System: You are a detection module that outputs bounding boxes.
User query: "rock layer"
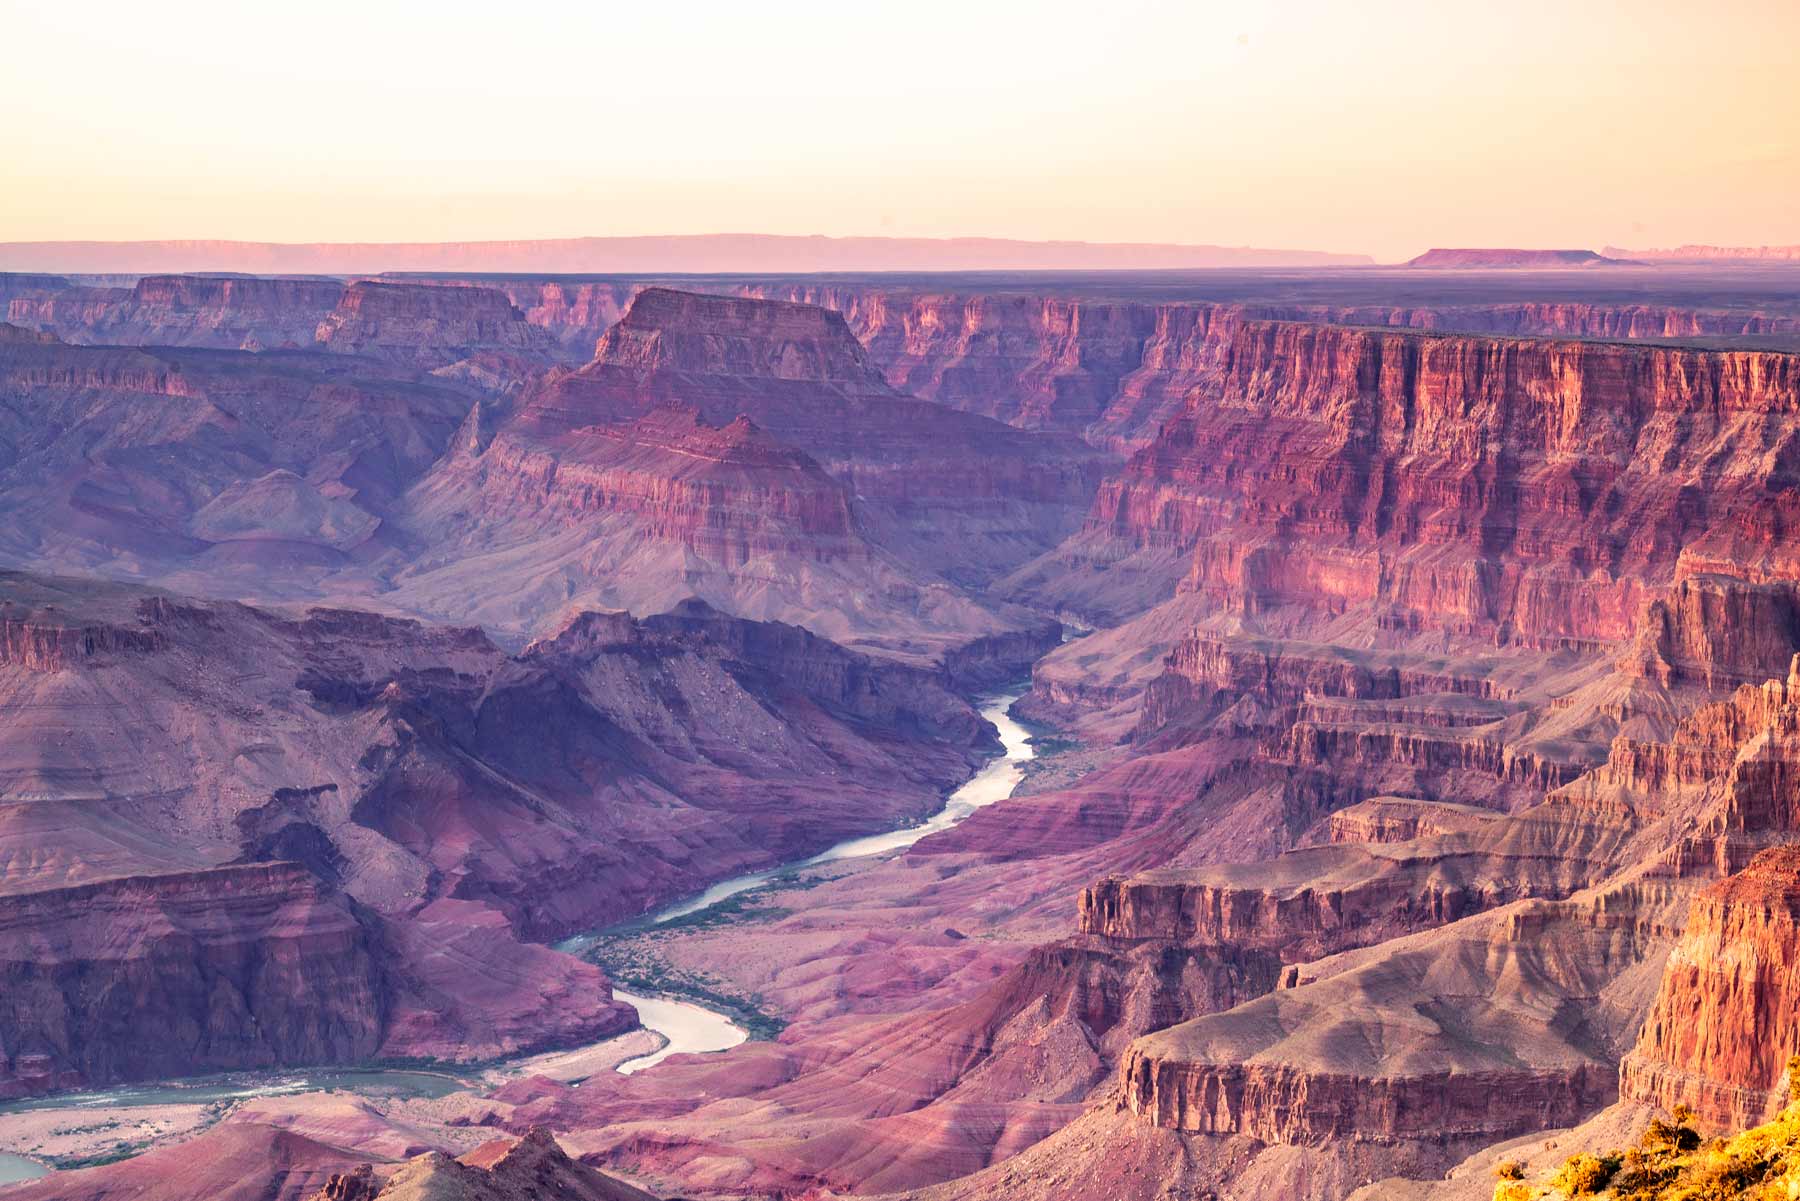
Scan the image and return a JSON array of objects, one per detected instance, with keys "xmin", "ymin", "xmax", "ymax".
[
  {"xmin": 1622, "ymin": 845, "xmax": 1800, "ymax": 1129},
  {"xmin": 1026, "ymin": 321, "xmax": 1800, "ymax": 637}
]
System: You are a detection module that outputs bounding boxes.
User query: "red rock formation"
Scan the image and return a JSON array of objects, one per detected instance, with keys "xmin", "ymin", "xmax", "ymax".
[
  {"xmin": 517, "ymin": 290, "xmax": 1108, "ymax": 583},
  {"xmin": 1621, "ymin": 846, "xmax": 1800, "ymax": 1129},
  {"xmin": 4, "ymin": 285, "xmax": 134, "ymax": 342},
  {"xmin": 477, "ymin": 278, "xmax": 639, "ymax": 352},
  {"xmin": 1121, "ymin": 1055, "xmax": 1616, "ymax": 1145},
  {"xmin": 111, "ymin": 275, "xmax": 344, "ymax": 349},
  {"xmin": 305, "ymin": 1127, "xmax": 656, "ymax": 1201},
  {"xmin": 1621, "ymin": 574, "xmax": 1800, "ymax": 691},
  {"xmin": 425, "ymin": 405, "xmax": 865, "ymax": 567},
  {"xmin": 1114, "ymin": 888, "xmax": 1668, "ymax": 1150},
  {"xmin": 1, "ymin": 274, "xmax": 345, "ymax": 351},
  {"xmin": 729, "ymin": 283, "xmax": 1800, "ymax": 448},
  {"xmin": 725, "ymin": 285, "xmax": 1242, "ymax": 446},
  {"xmin": 1325, "ymin": 796, "xmax": 1501, "ymax": 843},
  {"xmin": 0, "ymin": 610, "xmax": 166, "ymax": 671},
  {"xmin": 0, "ymin": 862, "xmax": 383, "ymax": 1098},
  {"xmin": 1036, "ymin": 321, "xmax": 1800, "ymax": 639},
  {"xmin": 518, "ymin": 290, "xmax": 1104, "ymax": 551},
  {"xmin": 1077, "ymin": 770, "xmax": 1643, "ymax": 959},
  {"xmin": 316, "ymin": 281, "xmax": 552, "ymax": 368}
]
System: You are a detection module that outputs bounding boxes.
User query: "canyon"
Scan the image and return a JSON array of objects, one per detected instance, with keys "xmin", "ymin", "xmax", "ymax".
[{"xmin": 1, "ymin": 261, "xmax": 1800, "ymax": 1201}]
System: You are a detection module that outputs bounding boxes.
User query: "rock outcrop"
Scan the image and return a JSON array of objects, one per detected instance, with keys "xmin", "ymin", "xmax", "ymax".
[
  {"xmin": 1622, "ymin": 845, "xmax": 1800, "ymax": 1129},
  {"xmin": 84, "ymin": 274, "xmax": 343, "ymax": 349},
  {"xmin": 728, "ymin": 282, "xmax": 1800, "ymax": 447},
  {"xmin": 1023, "ymin": 321, "xmax": 1800, "ymax": 637},
  {"xmin": 0, "ymin": 863, "xmax": 384, "ymax": 1098},
  {"xmin": 1116, "ymin": 886, "xmax": 1670, "ymax": 1148},
  {"xmin": 517, "ymin": 288, "xmax": 1107, "ymax": 585},
  {"xmin": 315, "ymin": 281, "xmax": 552, "ymax": 368},
  {"xmin": 309, "ymin": 1127, "xmax": 655, "ymax": 1201}
]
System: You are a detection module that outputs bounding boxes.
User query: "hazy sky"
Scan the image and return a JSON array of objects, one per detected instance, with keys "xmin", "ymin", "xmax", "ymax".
[{"xmin": 3, "ymin": 0, "xmax": 1795, "ymax": 262}]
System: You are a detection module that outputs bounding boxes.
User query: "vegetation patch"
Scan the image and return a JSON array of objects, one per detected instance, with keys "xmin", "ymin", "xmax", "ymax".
[{"xmin": 1496, "ymin": 1062, "xmax": 1800, "ymax": 1199}]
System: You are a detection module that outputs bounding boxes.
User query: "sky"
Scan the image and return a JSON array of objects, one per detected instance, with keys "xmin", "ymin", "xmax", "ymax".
[{"xmin": 2, "ymin": 0, "xmax": 1795, "ymax": 263}]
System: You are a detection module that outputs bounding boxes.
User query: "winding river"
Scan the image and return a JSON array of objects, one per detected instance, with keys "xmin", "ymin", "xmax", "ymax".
[
  {"xmin": 651, "ymin": 691, "xmax": 1033, "ymax": 923},
  {"xmin": 565, "ymin": 690, "xmax": 1034, "ymax": 1068},
  {"xmin": 0, "ymin": 692, "xmax": 1035, "ymax": 1178}
]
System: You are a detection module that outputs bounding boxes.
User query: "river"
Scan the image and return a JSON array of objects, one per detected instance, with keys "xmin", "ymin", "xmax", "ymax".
[
  {"xmin": 0, "ymin": 692, "xmax": 1035, "ymax": 1176},
  {"xmin": 561, "ymin": 690, "xmax": 1034, "ymax": 1067},
  {"xmin": 0, "ymin": 1154, "xmax": 47, "ymax": 1186},
  {"xmin": 649, "ymin": 691, "xmax": 1033, "ymax": 923}
]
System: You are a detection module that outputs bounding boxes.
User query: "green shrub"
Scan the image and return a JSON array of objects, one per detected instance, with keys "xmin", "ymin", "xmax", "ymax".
[
  {"xmin": 1551, "ymin": 1152, "xmax": 1620, "ymax": 1195},
  {"xmin": 1641, "ymin": 1116, "xmax": 1701, "ymax": 1154}
]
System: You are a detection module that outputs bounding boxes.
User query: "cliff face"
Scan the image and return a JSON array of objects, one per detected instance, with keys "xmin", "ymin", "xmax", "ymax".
[
  {"xmin": 104, "ymin": 275, "xmax": 343, "ymax": 349},
  {"xmin": 1076, "ymin": 782, "xmax": 1641, "ymax": 962},
  {"xmin": 0, "ymin": 611, "xmax": 166, "ymax": 672},
  {"xmin": 1118, "ymin": 1054, "xmax": 1617, "ymax": 1145},
  {"xmin": 315, "ymin": 281, "xmax": 552, "ymax": 368},
  {"xmin": 525, "ymin": 290, "xmax": 1108, "ymax": 565},
  {"xmin": 1621, "ymin": 846, "xmax": 1800, "ymax": 1129},
  {"xmin": 1113, "ymin": 885, "xmax": 1672, "ymax": 1156},
  {"xmin": 0, "ymin": 273, "xmax": 574, "ymax": 369},
  {"xmin": 0, "ymin": 862, "xmax": 383, "ymax": 1098},
  {"xmin": 1044, "ymin": 322, "xmax": 1800, "ymax": 641},
  {"xmin": 1611, "ymin": 659, "xmax": 1800, "ymax": 1126},
  {"xmin": 1621, "ymin": 574, "xmax": 1800, "ymax": 691},
  {"xmin": 730, "ymin": 285, "xmax": 1242, "ymax": 447},
  {"xmin": 589, "ymin": 286, "xmax": 879, "ymax": 380},
  {"xmin": 483, "ymin": 278, "xmax": 638, "ymax": 352},
  {"xmin": 1, "ymin": 274, "xmax": 343, "ymax": 352},
  {"xmin": 730, "ymin": 284, "xmax": 1800, "ymax": 449},
  {"xmin": 437, "ymin": 406, "xmax": 866, "ymax": 567}
]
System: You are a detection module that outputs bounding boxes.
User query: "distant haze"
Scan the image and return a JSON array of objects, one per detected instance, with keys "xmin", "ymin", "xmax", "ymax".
[
  {"xmin": 0, "ymin": 235, "xmax": 1370, "ymax": 275},
  {"xmin": 3, "ymin": 0, "xmax": 1795, "ymax": 264}
]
